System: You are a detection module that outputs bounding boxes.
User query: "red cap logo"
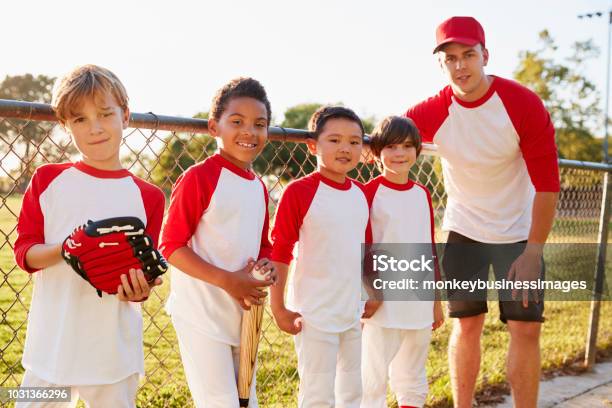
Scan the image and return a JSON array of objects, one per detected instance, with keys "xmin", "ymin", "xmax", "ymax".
[{"xmin": 434, "ymin": 16, "xmax": 485, "ymax": 54}]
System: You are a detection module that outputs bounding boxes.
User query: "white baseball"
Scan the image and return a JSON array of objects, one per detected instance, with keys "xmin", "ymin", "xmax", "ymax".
[
  {"xmin": 251, "ymin": 268, "xmax": 269, "ymax": 282},
  {"xmin": 244, "ymin": 268, "xmax": 269, "ymax": 307}
]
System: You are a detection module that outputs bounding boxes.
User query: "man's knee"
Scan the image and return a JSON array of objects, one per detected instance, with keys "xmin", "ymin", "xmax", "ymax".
[
  {"xmin": 452, "ymin": 314, "xmax": 485, "ymax": 341},
  {"xmin": 508, "ymin": 320, "xmax": 541, "ymax": 344}
]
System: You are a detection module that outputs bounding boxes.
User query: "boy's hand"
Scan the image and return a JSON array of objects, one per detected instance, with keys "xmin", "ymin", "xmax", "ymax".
[
  {"xmin": 432, "ymin": 300, "xmax": 445, "ymax": 330},
  {"xmin": 361, "ymin": 299, "xmax": 383, "ymax": 319},
  {"xmin": 253, "ymin": 258, "xmax": 277, "ymax": 283},
  {"xmin": 272, "ymin": 306, "xmax": 303, "ymax": 335},
  {"xmin": 117, "ymin": 268, "xmax": 162, "ymax": 302},
  {"xmin": 223, "ymin": 258, "xmax": 273, "ymax": 310}
]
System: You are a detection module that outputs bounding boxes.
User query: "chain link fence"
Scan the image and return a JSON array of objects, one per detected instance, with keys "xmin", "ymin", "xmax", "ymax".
[{"xmin": 0, "ymin": 99, "xmax": 610, "ymax": 407}]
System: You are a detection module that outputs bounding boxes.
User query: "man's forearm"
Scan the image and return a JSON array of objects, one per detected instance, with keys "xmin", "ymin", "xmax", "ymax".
[
  {"xmin": 270, "ymin": 261, "xmax": 289, "ymax": 311},
  {"xmin": 25, "ymin": 243, "xmax": 62, "ymax": 270},
  {"xmin": 527, "ymin": 192, "xmax": 559, "ymax": 250}
]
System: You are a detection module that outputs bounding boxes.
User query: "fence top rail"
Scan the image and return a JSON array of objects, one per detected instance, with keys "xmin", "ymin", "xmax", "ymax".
[{"xmin": 0, "ymin": 98, "xmax": 609, "ymax": 172}]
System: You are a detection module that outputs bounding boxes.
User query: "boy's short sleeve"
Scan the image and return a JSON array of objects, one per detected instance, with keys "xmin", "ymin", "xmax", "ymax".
[
  {"xmin": 419, "ymin": 183, "xmax": 441, "ymax": 281},
  {"xmin": 353, "ymin": 181, "xmax": 372, "ymax": 245},
  {"xmin": 270, "ymin": 178, "xmax": 318, "ymax": 265},
  {"xmin": 14, "ymin": 174, "xmax": 45, "ymax": 273},
  {"xmin": 257, "ymin": 180, "xmax": 273, "ymax": 260},
  {"xmin": 132, "ymin": 177, "xmax": 166, "ymax": 248},
  {"xmin": 14, "ymin": 164, "xmax": 71, "ymax": 273},
  {"xmin": 270, "ymin": 183, "xmax": 301, "ymax": 265},
  {"xmin": 159, "ymin": 163, "xmax": 219, "ymax": 260}
]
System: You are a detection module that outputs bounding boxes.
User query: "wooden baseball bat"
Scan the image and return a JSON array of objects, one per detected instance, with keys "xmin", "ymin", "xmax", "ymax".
[{"xmin": 237, "ymin": 269, "xmax": 267, "ymax": 407}]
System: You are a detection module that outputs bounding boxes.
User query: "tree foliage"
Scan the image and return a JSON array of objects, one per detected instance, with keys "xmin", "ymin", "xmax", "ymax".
[
  {"xmin": 514, "ymin": 30, "xmax": 606, "ymax": 162},
  {"xmin": 0, "ymin": 74, "xmax": 77, "ymax": 192}
]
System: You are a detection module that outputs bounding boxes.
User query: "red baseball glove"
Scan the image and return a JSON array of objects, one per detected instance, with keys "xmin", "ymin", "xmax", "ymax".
[{"xmin": 62, "ymin": 217, "xmax": 167, "ymax": 297}]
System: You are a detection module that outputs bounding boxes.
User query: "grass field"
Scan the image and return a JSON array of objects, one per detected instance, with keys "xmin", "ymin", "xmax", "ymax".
[{"xmin": 1, "ymin": 194, "xmax": 611, "ymax": 407}]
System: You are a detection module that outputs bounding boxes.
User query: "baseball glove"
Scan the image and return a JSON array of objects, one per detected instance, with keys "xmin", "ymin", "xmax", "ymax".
[{"xmin": 62, "ymin": 217, "xmax": 168, "ymax": 297}]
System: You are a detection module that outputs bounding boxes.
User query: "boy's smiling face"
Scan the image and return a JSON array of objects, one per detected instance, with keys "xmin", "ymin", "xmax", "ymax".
[
  {"xmin": 64, "ymin": 91, "xmax": 129, "ymax": 170},
  {"xmin": 379, "ymin": 140, "xmax": 417, "ymax": 178},
  {"xmin": 208, "ymin": 96, "xmax": 268, "ymax": 169},
  {"xmin": 307, "ymin": 117, "xmax": 363, "ymax": 183}
]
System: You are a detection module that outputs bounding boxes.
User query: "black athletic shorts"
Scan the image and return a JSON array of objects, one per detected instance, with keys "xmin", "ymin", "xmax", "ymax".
[{"xmin": 441, "ymin": 231, "xmax": 545, "ymax": 323}]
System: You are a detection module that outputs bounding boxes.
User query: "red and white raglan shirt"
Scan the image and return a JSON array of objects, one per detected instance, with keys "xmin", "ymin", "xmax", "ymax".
[
  {"xmin": 271, "ymin": 172, "xmax": 371, "ymax": 333},
  {"xmin": 363, "ymin": 176, "xmax": 438, "ymax": 329},
  {"xmin": 159, "ymin": 154, "xmax": 271, "ymax": 347},
  {"xmin": 406, "ymin": 76, "xmax": 560, "ymax": 243},
  {"xmin": 13, "ymin": 162, "xmax": 165, "ymax": 385}
]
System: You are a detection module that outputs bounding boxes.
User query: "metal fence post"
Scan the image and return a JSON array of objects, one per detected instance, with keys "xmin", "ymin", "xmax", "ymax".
[{"xmin": 585, "ymin": 170, "xmax": 611, "ymax": 369}]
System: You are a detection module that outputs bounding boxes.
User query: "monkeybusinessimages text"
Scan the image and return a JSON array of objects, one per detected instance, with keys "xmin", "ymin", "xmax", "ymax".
[{"xmin": 370, "ymin": 254, "xmax": 587, "ymax": 293}]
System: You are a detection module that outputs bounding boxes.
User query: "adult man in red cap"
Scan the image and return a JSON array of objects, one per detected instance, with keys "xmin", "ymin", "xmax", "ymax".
[{"xmin": 405, "ymin": 16, "xmax": 560, "ymax": 407}]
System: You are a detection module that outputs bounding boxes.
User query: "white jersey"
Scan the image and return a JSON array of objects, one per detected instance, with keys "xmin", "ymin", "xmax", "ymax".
[
  {"xmin": 14, "ymin": 161, "xmax": 165, "ymax": 385},
  {"xmin": 160, "ymin": 154, "xmax": 271, "ymax": 346},
  {"xmin": 406, "ymin": 76, "xmax": 560, "ymax": 243},
  {"xmin": 271, "ymin": 172, "xmax": 370, "ymax": 333},
  {"xmin": 364, "ymin": 176, "xmax": 437, "ymax": 329}
]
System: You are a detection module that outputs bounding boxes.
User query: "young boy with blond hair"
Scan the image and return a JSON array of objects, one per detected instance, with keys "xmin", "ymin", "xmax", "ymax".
[
  {"xmin": 271, "ymin": 106, "xmax": 371, "ymax": 408},
  {"xmin": 13, "ymin": 64, "xmax": 165, "ymax": 408}
]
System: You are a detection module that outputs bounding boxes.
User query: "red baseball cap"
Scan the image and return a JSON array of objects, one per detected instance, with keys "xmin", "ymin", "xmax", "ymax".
[{"xmin": 433, "ymin": 16, "xmax": 485, "ymax": 54}]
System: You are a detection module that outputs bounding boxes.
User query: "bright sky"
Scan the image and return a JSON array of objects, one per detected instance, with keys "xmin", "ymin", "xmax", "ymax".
[{"xmin": 2, "ymin": 0, "xmax": 611, "ymax": 130}]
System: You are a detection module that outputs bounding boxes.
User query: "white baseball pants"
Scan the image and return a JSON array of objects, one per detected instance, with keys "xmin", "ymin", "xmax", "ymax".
[
  {"xmin": 16, "ymin": 370, "xmax": 139, "ymax": 408},
  {"xmin": 294, "ymin": 321, "xmax": 362, "ymax": 408},
  {"xmin": 361, "ymin": 324, "xmax": 431, "ymax": 408},
  {"xmin": 172, "ymin": 316, "xmax": 258, "ymax": 408}
]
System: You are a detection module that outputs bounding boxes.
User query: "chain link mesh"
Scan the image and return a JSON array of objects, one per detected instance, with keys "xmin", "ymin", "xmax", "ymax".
[{"xmin": 0, "ymin": 112, "xmax": 609, "ymax": 407}]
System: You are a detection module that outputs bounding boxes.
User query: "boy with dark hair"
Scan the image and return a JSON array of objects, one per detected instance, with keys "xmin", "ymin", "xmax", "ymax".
[
  {"xmin": 361, "ymin": 115, "xmax": 444, "ymax": 408},
  {"xmin": 160, "ymin": 77, "xmax": 276, "ymax": 407},
  {"xmin": 271, "ymin": 105, "xmax": 370, "ymax": 408}
]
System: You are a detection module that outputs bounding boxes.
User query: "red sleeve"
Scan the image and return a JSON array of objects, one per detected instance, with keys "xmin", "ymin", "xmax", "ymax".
[
  {"xmin": 405, "ymin": 86, "xmax": 453, "ymax": 144},
  {"xmin": 497, "ymin": 78, "xmax": 560, "ymax": 192},
  {"xmin": 14, "ymin": 163, "xmax": 72, "ymax": 273},
  {"xmin": 354, "ymin": 180, "xmax": 373, "ymax": 244},
  {"xmin": 257, "ymin": 179, "xmax": 273, "ymax": 260},
  {"xmin": 418, "ymin": 183, "xmax": 441, "ymax": 282},
  {"xmin": 159, "ymin": 160, "xmax": 221, "ymax": 260},
  {"xmin": 270, "ymin": 176, "xmax": 318, "ymax": 265},
  {"xmin": 132, "ymin": 177, "xmax": 166, "ymax": 248},
  {"xmin": 365, "ymin": 217, "xmax": 372, "ymax": 245}
]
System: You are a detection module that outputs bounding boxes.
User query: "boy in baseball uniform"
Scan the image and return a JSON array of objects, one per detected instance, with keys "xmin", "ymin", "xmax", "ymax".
[
  {"xmin": 271, "ymin": 106, "xmax": 371, "ymax": 408},
  {"xmin": 160, "ymin": 77, "xmax": 276, "ymax": 408},
  {"xmin": 361, "ymin": 116, "xmax": 444, "ymax": 408},
  {"xmin": 14, "ymin": 64, "xmax": 165, "ymax": 408}
]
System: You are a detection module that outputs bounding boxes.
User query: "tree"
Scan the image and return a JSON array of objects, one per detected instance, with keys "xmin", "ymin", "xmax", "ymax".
[
  {"xmin": 255, "ymin": 103, "xmax": 321, "ymax": 181},
  {"xmin": 279, "ymin": 103, "xmax": 375, "ymax": 132},
  {"xmin": 0, "ymin": 74, "xmax": 78, "ymax": 193},
  {"xmin": 514, "ymin": 30, "xmax": 604, "ymax": 162}
]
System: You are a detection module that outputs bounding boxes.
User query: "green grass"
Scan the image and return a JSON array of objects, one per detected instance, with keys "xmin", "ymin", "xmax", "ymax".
[{"xmin": 1, "ymin": 194, "xmax": 611, "ymax": 407}]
